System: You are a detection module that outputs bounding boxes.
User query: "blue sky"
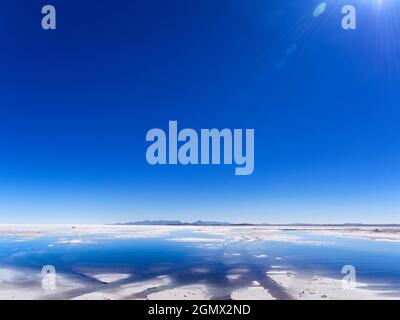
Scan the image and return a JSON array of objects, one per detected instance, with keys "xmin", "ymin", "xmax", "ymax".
[{"xmin": 1, "ymin": 0, "xmax": 400, "ymax": 224}]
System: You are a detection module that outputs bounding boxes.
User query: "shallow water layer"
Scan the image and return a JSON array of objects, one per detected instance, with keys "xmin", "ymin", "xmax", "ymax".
[{"xmin": 1, "ymin": 229, "xmax": 400, "ymax": 299}]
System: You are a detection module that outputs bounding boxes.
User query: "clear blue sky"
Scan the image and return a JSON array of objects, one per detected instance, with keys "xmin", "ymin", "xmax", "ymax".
[{"xmin": 1, "ymin": 0, "xmax": 400, "ymax": 224}]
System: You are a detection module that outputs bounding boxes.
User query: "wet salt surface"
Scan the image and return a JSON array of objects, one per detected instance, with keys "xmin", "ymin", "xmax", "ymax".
[{"xmin": 1, "ymin": 229, "xmax": 400, "ymax": 299}]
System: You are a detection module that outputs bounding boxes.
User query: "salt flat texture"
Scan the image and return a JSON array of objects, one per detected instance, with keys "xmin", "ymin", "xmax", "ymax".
[
  {"xmin": 56, "ymin": 239, "xmax": 95, "ymax": 244},
  {"xmin": 0, "ymin": 268, "xmax": 84, "ymax": 300},
  {"xmin": 226, "ymin": 274, "xmax": 241, "ymax": 280},
  {"xmin": 0, "ymin": 268, "xmax": 24, "ymax": 283},
  {"xmin": 72, "ymin": 292, "xmax": 114, "ymax": 300},
  {"xmin": 118, "ymin": 275, "xmax": 171, "ymax": 295},
  {"xmin": 1, "ymin": 224, "xmax": 400, "ymax": 300},
  {"xmin": 72, "ymin": 276, "xmax": 170, "ymax": 300},
  {"xmin": 231, "ymin": 286, "xmax": 275, "ymax": 300},
  {"xmin": 0, "ymin": 224, "xmax": 194, "ymax": 241},
  {"xmin": 267, "ymin": 270, "xmax": 400, "ymax": 300},
  {"xmin": 194, "ymin": 225, "xmax": 400, "ymax": 243},
  {"xmin": 147, "ymin": 284, "xmax": 211, "ymax": 300},
  {"xmin": 168, "ymin": 237, "xmax": 226, "ymax": 243},
  {"xmin": 1, "ymin": 224, "xmax": 399, "ymax": 243},
  {"xmin": 307, "ymin": 227, "xmax": 400, "ymax": 242},
  {"xmin": 92, "ymin": 273, "xmax": 130, "ymax": 283},
  {"xmin": 1, "ymin": 264, "xmax": 399, "ymax": 300}
]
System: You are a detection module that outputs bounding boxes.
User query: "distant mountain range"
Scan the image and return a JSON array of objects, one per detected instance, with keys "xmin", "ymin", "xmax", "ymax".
[
  {"xmin": 114, "ymin": 220, "xmax": 233, "ymax": 226},
  {"xmin": 113, "ymin": 220, "xmax": 400, "ymax": 227}
]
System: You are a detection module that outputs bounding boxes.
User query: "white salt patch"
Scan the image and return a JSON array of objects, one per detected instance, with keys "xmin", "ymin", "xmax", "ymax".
[
  {"xmin": 267, "ymin": 270, "xmax": 293, "ymax": 275},
  {"xmin": 0, "ymin": 272, "xmax": 85, "ymax": 300},
  {"xmin": 229, "ymin": 268, "xmax": 249, "ymax": 273},
  {"xmin": 0, "ymin": 269, "xmax": 24, "ymax": 283},
  {"xmin": 114, "ymin": 276, "xmax": 171, "ymax": 297},
  {"xmin": 231, "ymin": 286, "xmax": 275, "ymax": 300},
  {"xmin": 168, "ymin": 237, "xmax": 224, "ymax": 243},
  {"xmin": 267, "ymin": 270, "xmax": 399, "ymax": 300},
  {"xmin": 147, "ymin": 285, "xmax": 211, "ymax": 300},
  {"xmin": 93, "ymin": 273, "xmax": 130, "ymax": 283},
  {"xmin": 55, "ymin": 239, "xmax": 95, "ymax": 244},
  {"xmin": 73, "ymin": 276, "xmax": 171, "ymax": 300},
  {"xmin": 73, "ymin": 292, "xmax": 113, "ymax": 300}
]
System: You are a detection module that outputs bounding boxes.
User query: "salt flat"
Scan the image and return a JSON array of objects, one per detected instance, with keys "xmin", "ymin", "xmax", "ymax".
[
  {"xmin": 1, "ymin": 224, "xmax": 400, "ymax": 300},
  {"xmin": 2, "ymin": 224, "xmax": 399, "ymax": 243},
  {"xmin": 231, "ymin": 286, "xmax": 275, "ymax": 300},
  {"xmin": 267, "ymin": 270, "xmax": 398, "ymax": 300},
  {"xmin": 147, "ymin": 284, "xmax": 211, "ymax": 300}
]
